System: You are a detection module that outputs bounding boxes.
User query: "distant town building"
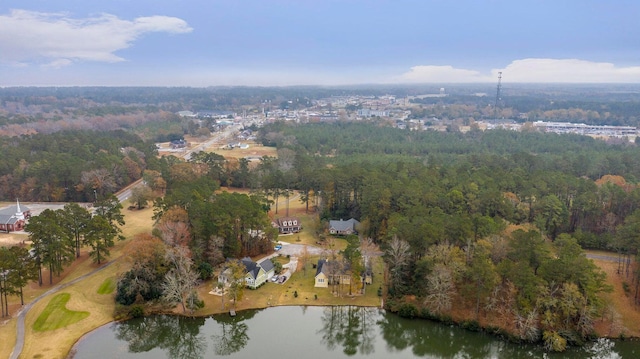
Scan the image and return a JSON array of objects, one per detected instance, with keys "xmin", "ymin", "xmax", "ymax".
[
  {"xmin": 170, "ymin": 139, "xmax": 187, "ymax": 149},
  {"xmin": 532, "ymin": 121, "xmax": 636, "ymax": 138},
  {"xmin": 358, "ymin": 109, "xmax": 389, "ymax": 117},
  {"xmin": 176, "ymin": 111, "xmax": 197, "ymax": 118}
]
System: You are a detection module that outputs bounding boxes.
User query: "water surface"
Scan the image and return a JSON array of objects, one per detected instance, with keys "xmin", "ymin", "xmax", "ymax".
[{"xmin": 72, "ymin": 306, "xmax": 639, "ymax": 358}]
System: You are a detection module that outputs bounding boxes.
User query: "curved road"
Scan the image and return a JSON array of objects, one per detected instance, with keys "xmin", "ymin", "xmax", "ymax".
[{"xmin": 10, "ymin": 260, "xmax": 117, "ymax": 359}]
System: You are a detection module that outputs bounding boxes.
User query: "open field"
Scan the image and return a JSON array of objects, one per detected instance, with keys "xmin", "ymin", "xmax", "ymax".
[{"xmin": 207, "ymin": 141, "xmax": 277, "ymax": 161}]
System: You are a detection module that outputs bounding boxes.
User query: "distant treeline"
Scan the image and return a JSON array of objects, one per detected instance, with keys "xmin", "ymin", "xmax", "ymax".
[
  {"xmin": 0, "ymin": 130, "xmax": 158, "ymax": 202},
  {"xmin": 261, "ymin": 122, "xmax": 640, "ymax": 181}
]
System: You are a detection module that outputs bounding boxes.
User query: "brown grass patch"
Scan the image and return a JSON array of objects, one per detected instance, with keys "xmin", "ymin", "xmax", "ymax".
[
  {"xmin": 208, "ymin": 142, "xmax": 277, "ymax": 161},
  {"xmin": 0, "ymin": 317, "xmax": 17, "ymax": 359},
  {"xmin": 0, "ymin": 232, "xmax": 28, "ymax": 246},
  {"xmin": 590, "ymin": 257, "xmax": 640, "ymax": 338}
]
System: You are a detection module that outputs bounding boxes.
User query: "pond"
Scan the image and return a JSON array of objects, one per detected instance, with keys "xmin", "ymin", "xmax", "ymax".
[{"xmin": 72, "ymin": 306, "xmax": 639, "ymax": 358}]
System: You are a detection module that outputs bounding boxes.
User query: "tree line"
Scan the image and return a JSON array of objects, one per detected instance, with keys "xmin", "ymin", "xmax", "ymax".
[{"xmin": 0, "ymin": 130, "xmax": 158, "ymax": 202}]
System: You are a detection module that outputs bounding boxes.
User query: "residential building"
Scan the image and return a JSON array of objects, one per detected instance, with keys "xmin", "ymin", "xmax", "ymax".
[
  {"xmin": 329, "ymin": 218, "xmax": 360, "ymax": 235},
  {"xmin": 273, "ymin": 217, "xmax": 302, "ymax": 234}
]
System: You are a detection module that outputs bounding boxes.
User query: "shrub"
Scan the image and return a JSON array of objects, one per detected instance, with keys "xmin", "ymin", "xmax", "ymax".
[
  {"xmin": 397, "ymin": 303, "xmax": 418, "ymax": 318},
  {"xmin": 460, "ymin": 320, "xmax": 480, "ymax": 332},
  {"xmin": 186, "ymin": 291, "xmax": 205, "ymax": 312},
  {"xmin": 294, "ymin": 290, "xmax": 298, "ymax": 298},
  {"xmin": 129, "ymin": 305, "xmax": 145, "ymax": 318},
  {"xmin": 197, "ymin": 262, "xmax": 214, "ymax": 280}
]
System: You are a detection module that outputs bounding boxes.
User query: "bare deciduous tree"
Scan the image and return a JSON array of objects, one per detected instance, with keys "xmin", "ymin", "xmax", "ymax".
[
  {"xmin": 163, "ymin": 247, "xmax": 199, "ymax": 313},
  {"xmin": 424, "ymin": 264, "xmax": 454, "ymax": 314},
  {"xmin": 386, "ymin": 235, "xmax": 411, "ymax": 294}
]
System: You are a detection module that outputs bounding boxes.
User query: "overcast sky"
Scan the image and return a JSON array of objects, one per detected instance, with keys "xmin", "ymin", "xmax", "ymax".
[{"xmin": 1, "ymin": 0, "xmax": 640, "ymax": 86}]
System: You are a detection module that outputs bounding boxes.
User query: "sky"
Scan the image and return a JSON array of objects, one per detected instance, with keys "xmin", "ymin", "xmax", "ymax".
[{"xmin": 1, "ymin": 0, "xmax": 640, "ymax": 86}]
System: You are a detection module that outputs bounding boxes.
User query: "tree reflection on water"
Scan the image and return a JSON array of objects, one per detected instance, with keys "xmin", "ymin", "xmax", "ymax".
[
  {"xmin": 106, "ymin": 306, "xmax": 628, "ymax": 359},
  {"xmin": 115, "ymin": 315, "xmax": 206, "ymax": 359},
  {"xmin": 317, "ymin": 306, "xmax": 377, "ymax": 356},
  {"xmin": 210, "ymin": 315, "xmax": 249, "ymax": 356}
]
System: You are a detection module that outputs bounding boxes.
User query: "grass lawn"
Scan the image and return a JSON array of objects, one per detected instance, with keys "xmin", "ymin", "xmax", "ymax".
[
  {"xmin": 97, "ymin": 277, "xmax": 116, "ymax": 295},
  {"xmin": 0, "ymin": 319, "xmax": 16, "ymax": 359},
  {"xmin": 18, "ymin": 204, "xmax": 153, "ymax": 359},
  {"xmin": 33, "ymin": 293, "xmax": 90, "ymax": 332},
  {"xmin": 195, "ymin": 254, "xmax": 384, "ymax": 316}
]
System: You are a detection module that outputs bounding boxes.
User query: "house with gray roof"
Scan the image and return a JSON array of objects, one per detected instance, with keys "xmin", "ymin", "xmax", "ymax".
[
  {"xmin": 0, "ymin": 200, "xmax": 30, "ymax": 233},
  {"xmin": 242, "ymin": 257, "xmax": 275, "ymax": 289},
  {"xmin": 273, "ymin": 217, "xmax": 302, "ymax": 234},
  {"xmin": 314, "ymin": 259, "xmax": 351, "ymax": 288},
  {"xmin": 329, "ymin": 218, "xmax": 360, "ymax": 235},
  {"xmin": 218, "ymin": 257, "xmax": 275, "ymax": 289}
]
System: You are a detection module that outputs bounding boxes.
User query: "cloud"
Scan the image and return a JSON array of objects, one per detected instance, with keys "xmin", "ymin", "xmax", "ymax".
[
  {"xmin": 398, "ymin": 59, "xmax": 640, "ymax": 83},
  {"xmin": 497, "ymin": 58, "xmax": 640, "ymax": 83},
  {"xmin": 0, "ymin": 9, "xmax": 192, "ymax": 67},
  {"xmin": 397, "ymin": 65, "xmax": 492, "ymax": 83}
]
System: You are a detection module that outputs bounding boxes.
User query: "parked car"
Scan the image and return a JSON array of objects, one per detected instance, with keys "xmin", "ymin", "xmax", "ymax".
[
  {"xmin": 278, "ymin": 275, "xmax": 287, "ymax": 283},
  {"xmin": 271, "ymin": 275, "xmax": 279, "ymax": 282},
  {"xmin": 274, "ymin": 244, "xmax": 283, "ymax": 251}
]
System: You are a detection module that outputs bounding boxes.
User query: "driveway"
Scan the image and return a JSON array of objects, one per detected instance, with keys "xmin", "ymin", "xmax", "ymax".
[{"xmin": 275, "ymin": 241, "xmax": 325, "ymax": 256}]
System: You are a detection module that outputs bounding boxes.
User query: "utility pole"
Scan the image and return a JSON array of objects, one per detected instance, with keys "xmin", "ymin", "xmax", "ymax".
[{"xmin": 494, "ymin": 72, "xmax": 502, "ymax": 122}]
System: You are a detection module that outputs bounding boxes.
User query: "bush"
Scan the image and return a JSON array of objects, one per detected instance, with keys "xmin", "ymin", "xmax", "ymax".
[
  {"xmin": 622, "ymin": 282, "xmax": 631, "ymax": 296},
  {"xmin": 294, "ymin": 290, "xmax": 298, "ymax": 298},
  {"xmin": 129, "ymin": 305, "xmax": 145, "ymax": 318},
  {"xmin": 197, "ymin": 262, "xmax": 214, "ymax": 280},
  {"xmin": 115, "ymin": 266, "xmax": 165, "ymax": 305},
  {"xmin": 397, "ymin": 303, "xmax": 418, "ymax": 318},
  {"xmin": 460, "ymin": 320, "xmax": 480, "ymax": 332}
]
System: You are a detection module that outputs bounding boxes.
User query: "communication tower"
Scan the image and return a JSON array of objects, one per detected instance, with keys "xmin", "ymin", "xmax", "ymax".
[{"xmin": 494, "ymin": 72, "xmax": 502, "ymax": 121}]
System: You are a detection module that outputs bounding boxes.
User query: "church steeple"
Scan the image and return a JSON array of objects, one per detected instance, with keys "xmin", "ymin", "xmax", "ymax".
[{"xmin": 15, "ymin": 198, "xmax": 24, "ymax": 220}]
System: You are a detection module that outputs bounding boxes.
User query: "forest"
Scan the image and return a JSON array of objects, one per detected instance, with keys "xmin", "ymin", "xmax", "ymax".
[
  {"xmin": 254, "ymin": 121, "xmax": 640, "ymax": 351},
  {"xmin": 114, "ymin": 119, "xmax": 640, "ymax": 350},
  {"xmin": 0, "ymin": 130, "xmax": 158, "ymax": 202}
]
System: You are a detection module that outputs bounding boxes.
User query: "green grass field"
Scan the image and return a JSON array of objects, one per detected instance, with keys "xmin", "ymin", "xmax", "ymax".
[
  {"xmin": 33, "ymin": 293, "xmax": 90, "ymax": 332},
  {"xmin": 97, "ymin": 277, "xmax": 116, "ymax": 294}
]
